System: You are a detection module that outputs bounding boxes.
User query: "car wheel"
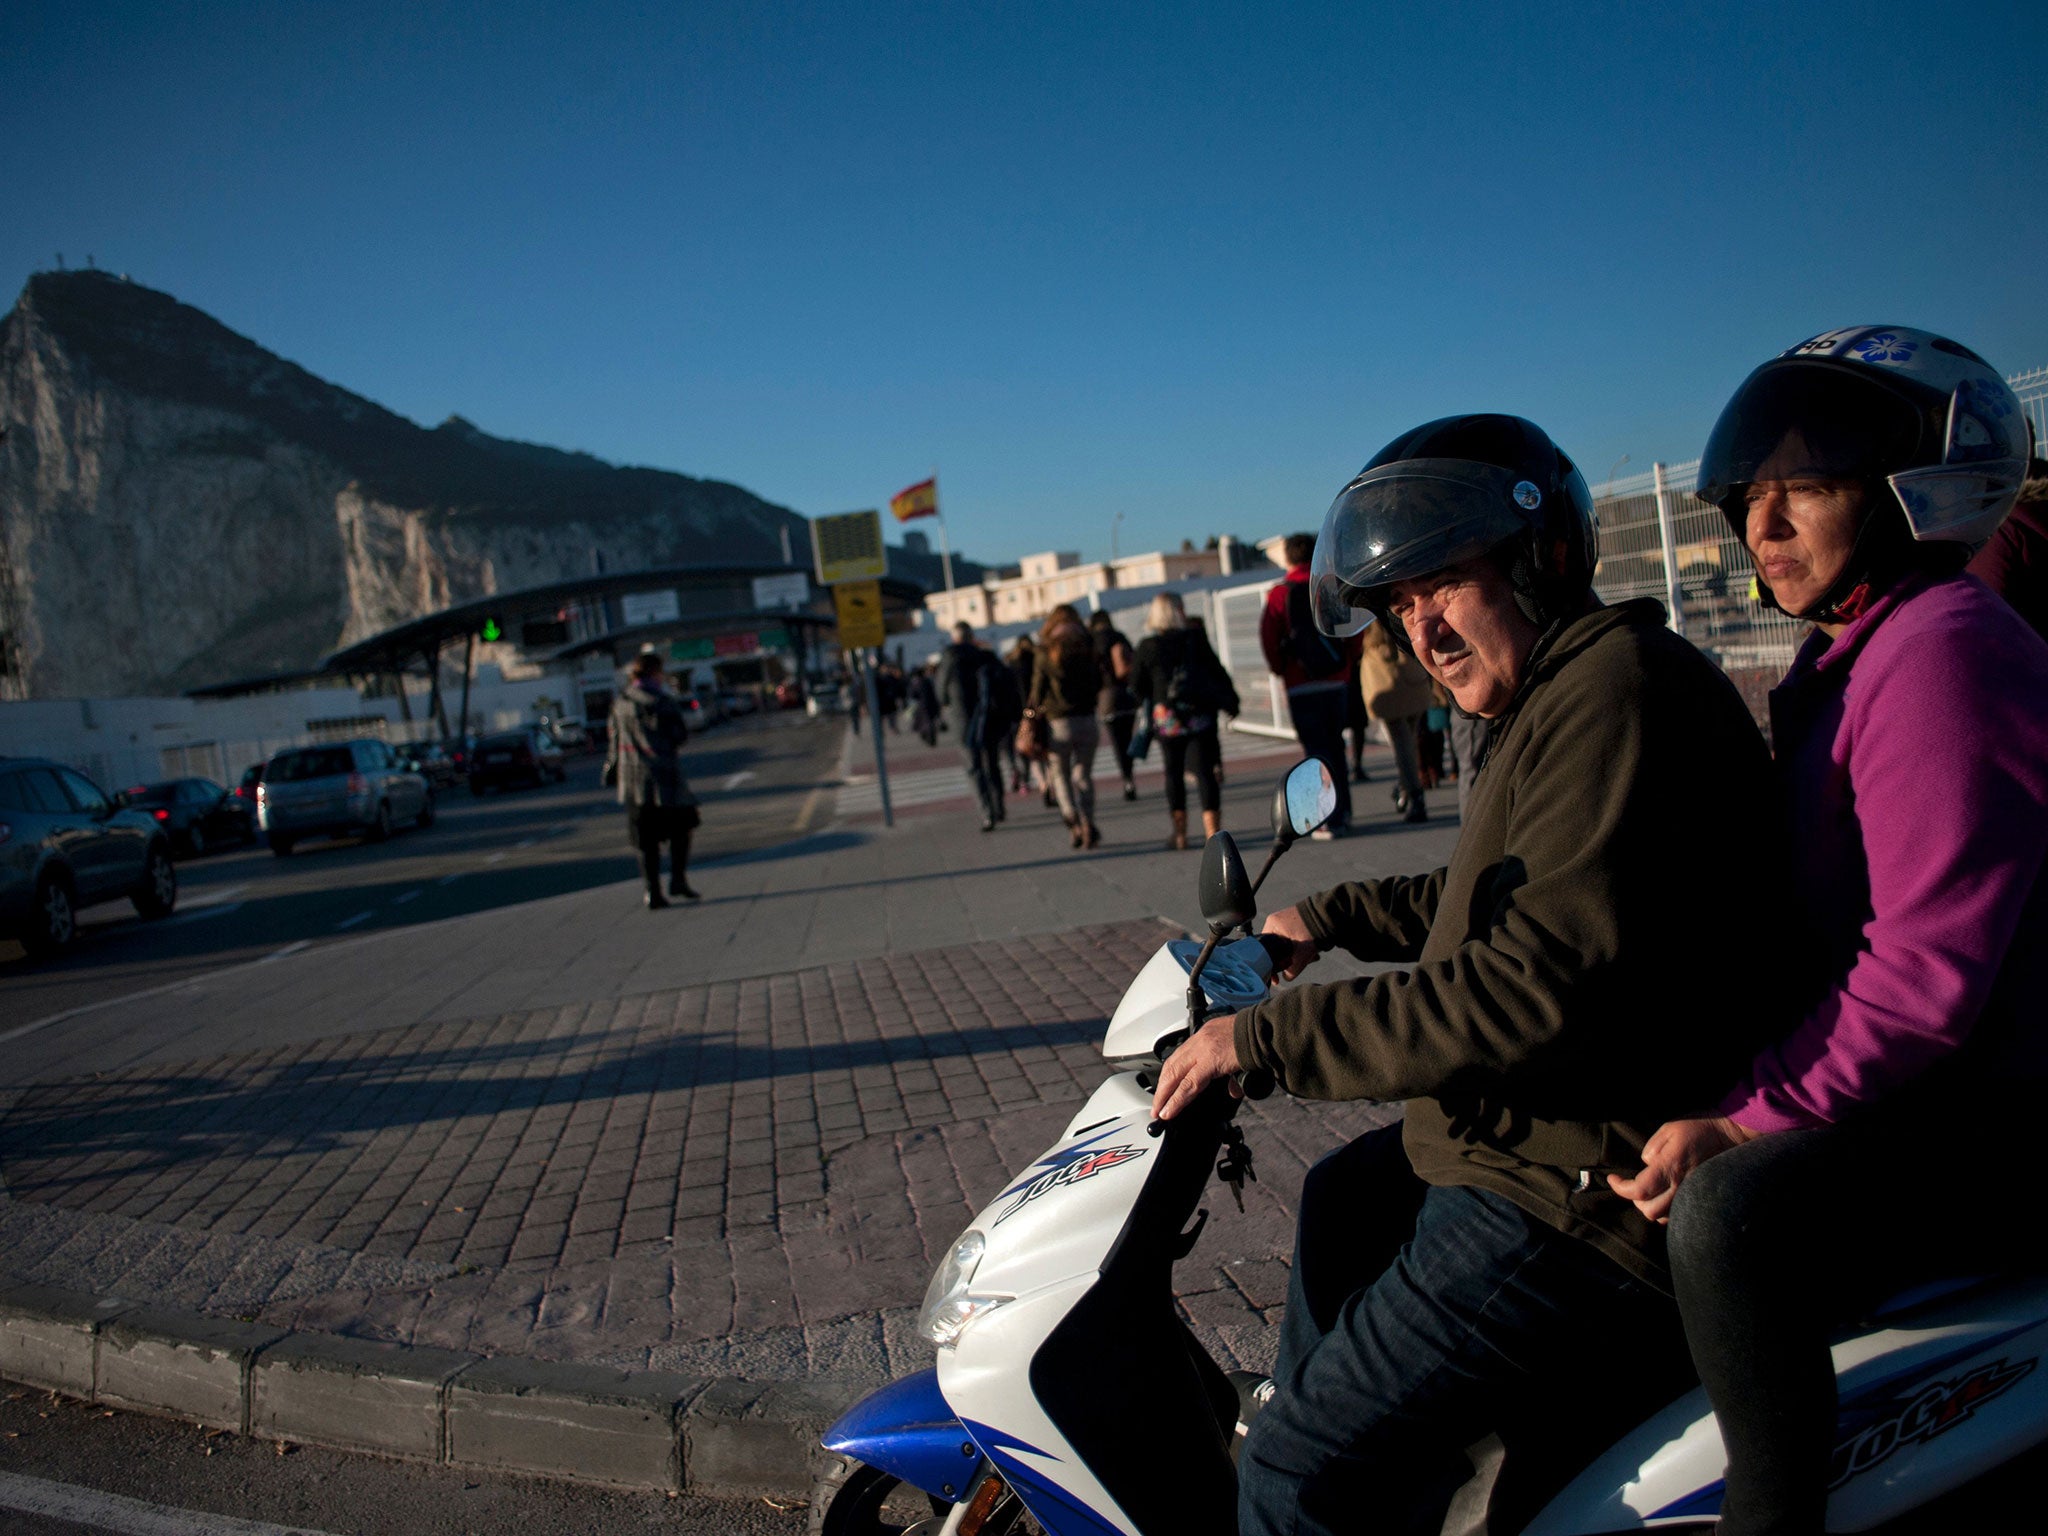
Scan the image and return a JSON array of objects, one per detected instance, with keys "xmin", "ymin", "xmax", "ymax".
[
  {"xmin": 134, "ymin": 845, "xmax": 177, "ymax": 920},
  {"xmin": 268, "ymin": 835, "xmax": 295, "ymax": 857},
  {"xmin": 369, "ymin": 802, "xmax": 392, "ymax": 842},
  {"xmin": 416, "ymin": 795, "xmax": 436, "ymax": 830},
  {"xmin": 186, "ymin": 822, "xmax": 206, "ymax": 858},
  {"xmin": 25, "ymin": 872, "xmax": 79, "ymax": 956}
]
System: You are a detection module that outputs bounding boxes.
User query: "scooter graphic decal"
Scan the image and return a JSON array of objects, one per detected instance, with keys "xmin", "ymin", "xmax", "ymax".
[
  {"xmin": 1827, "ymin": 1354, "xmax": 2035, "ymax": 1489},
  {"xmin": 1650, "ymin": 1324, "xmax": 2043, "ymax": 1521},
  {"xmin": 993, "ymin": 1126, "xmax": 1149, "ymax": 1225}
]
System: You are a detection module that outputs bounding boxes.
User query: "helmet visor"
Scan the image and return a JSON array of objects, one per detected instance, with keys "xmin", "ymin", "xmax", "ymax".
[
  {"xmin": 1697, "ymin": 363, "xmax": 1936, "ymax": 509},
  {"xmin": 1309, "ymin": 459, "xmax": 1534, "ymax": 636}
]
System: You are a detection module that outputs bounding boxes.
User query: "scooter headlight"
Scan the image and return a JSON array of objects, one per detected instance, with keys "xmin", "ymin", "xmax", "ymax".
[{"xmin": 918, "ymin": 1229, "xmax": 1009, "ymax": 1347}]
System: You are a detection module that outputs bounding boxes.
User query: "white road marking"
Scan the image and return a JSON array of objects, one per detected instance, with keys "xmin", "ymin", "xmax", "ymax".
[
  {"xmin": 721, "ymin": 770, "xmax": 756, "ymax": 791},
  {"xmin": 177, "ymin": 883, "xmax": 248, "ymax": 909},
  {"xmin": 0, "ymin": 939, "xmax": 314, "ymax": 1046},
  {"xmin": 164, "ymin": 901, "xmax": 243, "ymax": 927},
  {"xmin": 515, "ymin": 837, "xmax": 536, "ymax": 848},
  {"xmin": 334, "ymin": 910, "xmax": 374, "ymax": 930},
  {"xmin": 0, "ymin": 1468, "xmax": 339, "ymax": 1535},
  {"xmin": 392, "ymin": 890, "xmax": 421, "ymax": 905},
  {"xmin": 485, "ymin": 851, "xmax": 507, "ymax": 864},
  {"xmin": 436, "ymin": 872, "xmax": 463, "ymax": 886}
]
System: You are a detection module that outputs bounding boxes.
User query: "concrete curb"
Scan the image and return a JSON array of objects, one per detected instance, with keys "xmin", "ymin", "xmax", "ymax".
[{"xmin": 0, "ymin": 1283, "xmax": 862, "ymax": 1497}]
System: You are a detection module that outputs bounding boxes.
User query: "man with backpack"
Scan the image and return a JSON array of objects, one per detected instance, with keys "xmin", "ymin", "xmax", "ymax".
[{"xmin": 1261, "ymin": 532, "xmax": 1359, "ymax": 836}]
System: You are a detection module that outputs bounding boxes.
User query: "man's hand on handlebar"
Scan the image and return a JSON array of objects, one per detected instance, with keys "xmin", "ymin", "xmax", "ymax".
[
  {"xmin": 1151, "ymin": 1015, "xmax": 1242, "ymax": 1122},
  {"xmin": 1260, "ymin": 905, "xmax": 1322, "ymax": 980}
]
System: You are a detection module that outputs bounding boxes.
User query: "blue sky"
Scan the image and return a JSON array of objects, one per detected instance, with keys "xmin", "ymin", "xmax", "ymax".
[{"xmin": 7, "ymin": 1, "xmax": 2046, "ymax": 567}]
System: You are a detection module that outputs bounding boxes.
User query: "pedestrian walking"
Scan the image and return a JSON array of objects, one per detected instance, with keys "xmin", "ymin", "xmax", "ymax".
[
  {"xmin": 937, "ymin": 622, "xmax": 1004, "ymax": 831},
  {"xmin": 1001, "ymin": 637, "xmax": 1036, "ymax": 793},
  {"xmin": 1260, "ymin": 533, "xmax": 1358, "ymax": 836},
  {"xmin": 876, "ymin": 662, "xmax": 906, "ymax": 733},
  {"xmin": 1343, "ymin": 648, "xmax": 1372, "ymax": 784},
  {"xmin": 1088, "ymin": 609, "xmax": 1141, "ymax": 802},
  {"xmin": 602, "ymin": 648, "xmax": 701, "ymax": 909},
  {"xmin": 1132, "ymin": 591, "xmax": 1238, "ymax": 849},
  {"xmin": 1357, "ymin": 617, "xmax": 1432, "ymax": 822},
  {"xmin": 1416, "ymin": 681, "xmax": 1451, "ymax": 790},
  {"xmin": 1027, "ymin": 604, "xmax": 1104, "ymax": 849},
  {"xmin": 909, "ymin": 657, "xmax": 942, "ymax": 746}
]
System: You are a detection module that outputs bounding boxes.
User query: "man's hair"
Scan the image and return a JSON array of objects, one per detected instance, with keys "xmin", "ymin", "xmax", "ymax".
[
  {"xmin": 951, "ymin": 621, "xmax": 974, "ymax": 642},
  {"xmin": 1283, "ymin": 533, "xmax": 1316, "ymax": 567},
  {"xmin": 631, "ymin": 649, "xmax": 664, "ymax": 679}
]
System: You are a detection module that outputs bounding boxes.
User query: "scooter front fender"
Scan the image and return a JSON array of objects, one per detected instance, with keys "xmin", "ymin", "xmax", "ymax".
[{"xmin": 822, "ymin": 1367, "xmax": 980, "ymax": 1500}]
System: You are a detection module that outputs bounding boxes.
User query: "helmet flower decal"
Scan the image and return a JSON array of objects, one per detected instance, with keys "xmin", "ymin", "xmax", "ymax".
[{"xmin": 1850, "ymin": 332, "xmax": 1917, "ymax": 365}]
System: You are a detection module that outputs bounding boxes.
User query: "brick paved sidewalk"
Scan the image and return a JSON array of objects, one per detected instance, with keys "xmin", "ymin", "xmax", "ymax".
[{"xmin": 0, "ymin": 919, "xmax": 1395, "ymax": 1389}]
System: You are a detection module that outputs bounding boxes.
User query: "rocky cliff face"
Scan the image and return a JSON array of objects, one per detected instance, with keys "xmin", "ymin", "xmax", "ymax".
[{"xmin": 0, "ymin": 272, "xmax": 815, "ymax": 698}]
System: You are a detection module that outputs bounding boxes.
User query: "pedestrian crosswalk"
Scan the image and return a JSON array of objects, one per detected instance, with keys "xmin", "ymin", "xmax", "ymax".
[{"xmin": 833, "ymin": 727, "xmax": 1310, "ymax": 820}]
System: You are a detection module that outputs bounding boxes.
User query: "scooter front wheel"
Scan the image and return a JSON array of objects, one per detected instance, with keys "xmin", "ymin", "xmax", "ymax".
[{"xmin": 808, "ymin": 1455, "xmax": 949, "ymax": 1536}]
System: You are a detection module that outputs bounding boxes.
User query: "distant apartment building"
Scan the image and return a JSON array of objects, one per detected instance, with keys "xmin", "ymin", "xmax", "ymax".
[{"xmin": 924, "ymin": 546, "xmax": 1229, "ymax": 629}]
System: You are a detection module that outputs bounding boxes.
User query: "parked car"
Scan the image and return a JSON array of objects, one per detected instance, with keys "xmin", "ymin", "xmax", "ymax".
[
  {"xmin": 680, "ymin": 690, "xmax": 721, "ymax": 729},
  {"xmin": 393, "ymin": 741, "xmax": 461, "ymax": 791},
  {"xmin": 119, "ymin": 777, "xmax": 257, "ymax": 855},
  {"xmin": 718, "ymin": 689, "xmax": 760, "ymax": 717},
  {"xmin": 232, "ymin": 762, "xmax": 266, "ymax": 815},
  {"xmin": 539, "ymin": 716, "xmax": 588, "ymax": 751},
  {"xmin": 773, "ymin": 679, "xmax": 804, "ymax": 709},
  {"xmin": 0, "ymin": 756, "xmax": 177, "ymax": 955},
  {"xmin": 257, "ymin": 740, "xmax": 433, "ymax": 855},
  {"xmin": 467, "ymin": 727, "xmax": 567, "ymax": 794}
]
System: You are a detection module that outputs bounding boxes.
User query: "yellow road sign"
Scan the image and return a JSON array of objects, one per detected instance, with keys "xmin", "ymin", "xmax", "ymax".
[
  {"xmin": 832, "ymin": 579, "xmax": 887, "ymax": 649},
  {"xmin": 812, "ymin": 510, "xmax": 888, "ymax": 584}
]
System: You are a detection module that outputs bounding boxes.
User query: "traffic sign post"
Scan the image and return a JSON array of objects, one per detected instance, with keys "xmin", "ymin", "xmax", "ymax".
[{"xmin": 812, "ymin": 514, "xmax": 895, "ymax": 827}]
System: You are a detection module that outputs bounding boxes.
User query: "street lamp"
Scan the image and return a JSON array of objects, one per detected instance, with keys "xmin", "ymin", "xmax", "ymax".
[{"xmin": 1110, "ymin": 510, "xmax": 1124, "ymax": 562}]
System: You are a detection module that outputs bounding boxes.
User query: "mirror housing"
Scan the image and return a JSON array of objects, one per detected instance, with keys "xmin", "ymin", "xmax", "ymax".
[
  {"xmin": 1283, "ymin": 758, "xmax": 1337, "ymax": 839},
  {"xmin": 1198, "ymin": 831, "xmax": 1255, "ymax": 933}
]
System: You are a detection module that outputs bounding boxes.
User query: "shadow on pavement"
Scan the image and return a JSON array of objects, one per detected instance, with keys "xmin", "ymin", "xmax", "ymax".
[{"xmin": 0, "ymin": 1014, "xmax": 1111, "ymax": 1204}]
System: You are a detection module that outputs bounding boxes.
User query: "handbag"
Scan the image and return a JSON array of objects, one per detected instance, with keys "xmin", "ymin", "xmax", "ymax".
[{"xmin": 1016, "ymin": 711, "xmax": 1050, "ymax": 760}]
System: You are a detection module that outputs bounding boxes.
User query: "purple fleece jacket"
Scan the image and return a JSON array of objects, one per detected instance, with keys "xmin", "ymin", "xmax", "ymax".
[{"xmin": 1719, "ymin": 572, "xmax": 2048, "ymax": 1133}]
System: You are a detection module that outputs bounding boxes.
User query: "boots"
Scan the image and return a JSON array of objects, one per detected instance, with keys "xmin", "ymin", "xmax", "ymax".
[
  {"xmin": 1167, "ymin": 810, "xmax": 1188, "ymax": 851},
  {"xmin": 1202, "ymin": 809, "xmax": 1223, "ymax": 842},
  {"xmin": 1069, "ymin": 818, "xmax": 1085, "ymax": 849},
  {"xmin": 640, "ymin": 850, "xmax": 669, "ymax": 909},
  {"xmin": 1084, "ymin": 818, "xmax": 1101, "ymax": 849},
  {"xmin": 1122, "ymin": 774, "xmax": 1137, "ymax": 802},
  {"xmin": 1403, "ymin": 793, "xmax": 1428, "ymax": 824},
  {"xmin": 670, "ymin": 832, "xmax": 700, "ymax": 899}
]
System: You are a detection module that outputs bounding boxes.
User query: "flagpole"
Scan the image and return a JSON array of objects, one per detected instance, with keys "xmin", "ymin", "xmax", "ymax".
[{"xmin": 933, "ymin": 468, "xmax": 955, "ymax": 592}]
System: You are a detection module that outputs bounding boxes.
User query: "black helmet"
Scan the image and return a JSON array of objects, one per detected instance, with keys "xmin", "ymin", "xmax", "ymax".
[{"xmin": 1308, "ymin": 414, "xmax": 1598, "ymax": 637}]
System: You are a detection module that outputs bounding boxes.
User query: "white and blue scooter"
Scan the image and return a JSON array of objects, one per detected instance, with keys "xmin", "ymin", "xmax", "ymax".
[{"xmin": 811, "ymin": 760, "xmax": 2048, "ymax": 1535}]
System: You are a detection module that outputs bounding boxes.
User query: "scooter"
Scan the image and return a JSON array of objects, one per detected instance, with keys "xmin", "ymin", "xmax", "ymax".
[{"xmin": 811, "ymin": 759, "xmax": 2048, "ymax": 1535}]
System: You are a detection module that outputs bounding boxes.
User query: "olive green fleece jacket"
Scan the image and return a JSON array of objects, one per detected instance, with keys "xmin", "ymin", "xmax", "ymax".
[{"xmin": 1233, "ymin": 599, "xmax": 1779, "ymax": 1290}]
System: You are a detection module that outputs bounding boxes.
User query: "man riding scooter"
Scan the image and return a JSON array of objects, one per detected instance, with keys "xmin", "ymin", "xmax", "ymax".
[{"xmin": 1151, "ymin": 414, "xmax": 1790, "ymax": 1536}]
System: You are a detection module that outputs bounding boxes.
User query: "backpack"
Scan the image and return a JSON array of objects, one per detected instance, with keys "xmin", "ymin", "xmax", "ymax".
[
  {"xmin": 1162, "ymin": 633, "xmax": 1236, "ymax": 718},
  {"xmin": 1281, "ymin": 579, "xmax": 1347, "ymax": 678}
]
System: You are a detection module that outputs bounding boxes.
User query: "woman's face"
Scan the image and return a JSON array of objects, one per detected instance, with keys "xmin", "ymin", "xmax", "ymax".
[{"xmin": 1743, "ymin": 433, "xmax": 1869, "ymax": 617}]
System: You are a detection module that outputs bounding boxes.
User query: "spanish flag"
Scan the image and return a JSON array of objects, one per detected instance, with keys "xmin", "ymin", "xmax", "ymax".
[{"xmin": 890, "ymin": 477, "xmax": 938, "ymax": 523}]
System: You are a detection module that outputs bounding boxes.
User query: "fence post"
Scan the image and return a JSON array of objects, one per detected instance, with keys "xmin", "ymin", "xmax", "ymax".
[{"xmin": 1651, "ymin": 461, "xmax": 1687, "ymax": 639}]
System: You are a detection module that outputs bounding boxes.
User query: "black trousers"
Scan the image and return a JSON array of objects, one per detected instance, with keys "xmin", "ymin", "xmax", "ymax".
[
  {"xmin": 1288, "ymin": 685, "xmax": 1353, "ymax": 828},
  {"xmin": 1668, "ymin": 1100, "xmax": 2042, "ymax": 1535},
  {"xmin": 627, "ymin": 801, "xmax": 698, "ymax": 889},
  {"xmin": 1159, "ymin": 728, "xmax": 1220, "ymax": 814}
]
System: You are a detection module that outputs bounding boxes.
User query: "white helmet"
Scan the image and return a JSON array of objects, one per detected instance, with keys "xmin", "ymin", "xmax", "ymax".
[{"xmin": 1698, "ymin": 326, "xmax": 2030, "ymax": 553}]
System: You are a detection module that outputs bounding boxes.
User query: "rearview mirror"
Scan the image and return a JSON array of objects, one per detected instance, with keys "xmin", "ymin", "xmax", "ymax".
[
  {"xmin": 1198, "ymin": 831, "xmax": 1255, "ymax": 933},
  {"xmin": 1280, "ymin": 758, "xmax": 1337, "ymax": 840}
]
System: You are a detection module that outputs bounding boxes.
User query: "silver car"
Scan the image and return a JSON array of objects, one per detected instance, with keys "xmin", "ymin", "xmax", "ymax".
[
  {"xmin": 0, "ymin": 756, "xmax": 177, "ymax": 955},
  {"xmin": 257, "ymin": 739, "xmax": 434, "ymax": 856}
]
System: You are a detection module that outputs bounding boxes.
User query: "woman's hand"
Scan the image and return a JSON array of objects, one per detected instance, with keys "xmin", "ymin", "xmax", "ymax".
[
  {"xmin": 1606, "ymin": 1117, "xmax": 1759, "ymax": 1224},
  {"xmin": 1151, "ymin": 1015, "xmax": 1242, "ymax": 1121},
  {"xmin": 1260, "ymin": 906, "xmax": 1322, "ymax": 980}
]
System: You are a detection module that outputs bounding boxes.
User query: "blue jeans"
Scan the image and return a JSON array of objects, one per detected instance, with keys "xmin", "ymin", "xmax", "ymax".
[{"xmin": 1238, "ymin": 1127, "xmax": 1691, "ymax": 1536}]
